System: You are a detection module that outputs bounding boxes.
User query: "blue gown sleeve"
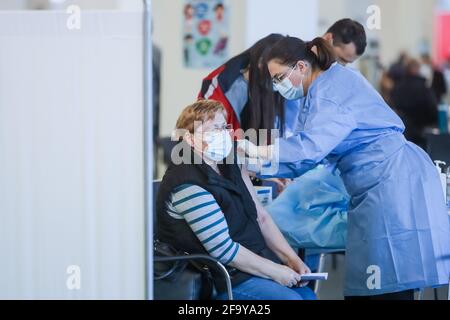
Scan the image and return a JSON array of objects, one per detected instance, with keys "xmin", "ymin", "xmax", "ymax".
[
  {"xmin": 261, "ymin": 97, "xmax": 357, "ymax": 179},
  {"xmin": 258, "ymin": 161, "xmax": 318, "ymax": 179}
]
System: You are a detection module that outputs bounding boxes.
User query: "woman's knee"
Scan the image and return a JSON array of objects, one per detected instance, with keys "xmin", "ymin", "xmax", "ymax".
[
  {"xmin": 239, "ymin": 278, "xmax": 315, "ymax": 300},
  {"xmin": 218, "ymin": 277, "xmax": 317, "ymax": 300}
]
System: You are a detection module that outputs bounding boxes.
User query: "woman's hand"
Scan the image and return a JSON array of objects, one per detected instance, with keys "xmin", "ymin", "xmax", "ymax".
[
  {"xmin": 271, "ymin": 264, "xmax": 302, "ymax": 288},
  {"xmin": 287, "ymin": 257, "xmax": 311, "ymax": 287}
]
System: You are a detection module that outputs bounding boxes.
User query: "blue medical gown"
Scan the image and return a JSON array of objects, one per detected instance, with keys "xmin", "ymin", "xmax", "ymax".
[
  {"xmin": 267, "ymin": 63, "xmax": 450, "ymax": 296},
  {"xmin": 281, "ymin": 99, "xmax": 302, "ymax": 138},
  {"xmin": 266, "ymin": 165, "xmax": 349, "ymax": 249}
]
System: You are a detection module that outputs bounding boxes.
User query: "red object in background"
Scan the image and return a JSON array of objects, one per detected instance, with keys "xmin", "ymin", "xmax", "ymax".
[
  {"xmin": 434, "ymin": 12, "xmax": 450, "ymax": 65},
  {"xmin": 198, "ymin": 20, "xmax": 212, "ymax": 36}
]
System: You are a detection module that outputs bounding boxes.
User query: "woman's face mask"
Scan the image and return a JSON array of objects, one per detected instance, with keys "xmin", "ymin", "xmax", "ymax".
[
  {"xmin": 188, "ymin": 113, "xmax": 233, "ymax": 163},
  {"xmin": 203, "ymin": 129, "xmax": 233, "ymax": 162},
  {"xmin": 272, "ymin": 62, "xmax": 307, "ymax": 100}
]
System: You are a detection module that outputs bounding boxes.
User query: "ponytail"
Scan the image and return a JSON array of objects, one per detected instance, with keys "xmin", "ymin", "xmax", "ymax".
[
  {"xmin": 265, "ymin": 36, "xmax": 336, "ymax": 72},
  {"xmin": 306, "ymin": 37, "xmax": 336, "ymax": 70}
]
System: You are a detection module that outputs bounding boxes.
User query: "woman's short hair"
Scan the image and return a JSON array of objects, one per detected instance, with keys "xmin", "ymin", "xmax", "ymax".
[{"xmin": 175, "ymin": 100, "xmax": 227, "ymax": 134}]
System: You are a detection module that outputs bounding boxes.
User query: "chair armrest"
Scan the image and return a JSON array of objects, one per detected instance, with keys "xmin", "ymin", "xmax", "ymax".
[
  {"xmin": 154, "ymin": 254, "xmax": 233, "ymax": 300},
  {"xmin": 298, "ymin": 248, "xmax": 306, "ymax": 261}
]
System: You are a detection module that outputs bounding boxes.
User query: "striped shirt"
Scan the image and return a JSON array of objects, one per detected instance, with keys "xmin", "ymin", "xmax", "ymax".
[{"xmin": 166, "ymin": 184, "xmax": 240, "ymax": 265}]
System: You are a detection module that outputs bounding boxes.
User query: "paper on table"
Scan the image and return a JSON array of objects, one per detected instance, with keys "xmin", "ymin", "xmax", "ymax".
[{"xmin": 300, "ymin": 273, "xmax": 328, "ymax": 281}]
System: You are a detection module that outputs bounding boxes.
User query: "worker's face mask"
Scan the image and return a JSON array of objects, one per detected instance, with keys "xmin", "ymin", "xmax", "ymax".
[
  {"xmin": 203, "ymin": 129, "xmax": 233, "ymax": 162},
  {"xmin": 273, "ymin": 62, "xmax": 306, "ymax": 100}
]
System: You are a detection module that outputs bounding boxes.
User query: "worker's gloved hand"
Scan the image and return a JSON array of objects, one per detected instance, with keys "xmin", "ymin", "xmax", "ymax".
[
  {"xmin": 237, "ymin": 139, "xmax": 273, "ymax": 161},
  {"xmin": 237, "ymin": 139, "xmax": 259, "ymax": 158}
]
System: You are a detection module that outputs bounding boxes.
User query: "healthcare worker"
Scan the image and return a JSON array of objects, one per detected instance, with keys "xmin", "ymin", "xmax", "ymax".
[
  {"xmin": 273, "ymin": 18, "xmax": 367, "ymax": 142},
  {"xmin": 322, "ymin": 18, "xmax": 367, "ymax": 66},
  {"xmin": 239, "ymin": 36, "xmax": 450, "ymax": 300}
]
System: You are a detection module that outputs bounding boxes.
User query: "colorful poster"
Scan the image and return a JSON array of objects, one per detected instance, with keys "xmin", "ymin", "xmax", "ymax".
[
  {"xmin": 433, "ymin": 12, "xmax": 450, "ymax": 66},
  {"xmin": 183, "ymin": 0, "xmax": 229, "ymax": 69}
]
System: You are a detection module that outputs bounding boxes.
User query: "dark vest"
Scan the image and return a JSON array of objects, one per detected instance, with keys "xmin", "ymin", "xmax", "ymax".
[{"xmin": 156, "ymin": 143, "xmax": 280, "ymax": 292}]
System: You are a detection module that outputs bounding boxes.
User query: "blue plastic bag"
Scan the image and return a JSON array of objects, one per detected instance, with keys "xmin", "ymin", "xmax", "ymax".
[{"xmin": 266, "ymin": 165, "xmax": 349, "ymax": 250}]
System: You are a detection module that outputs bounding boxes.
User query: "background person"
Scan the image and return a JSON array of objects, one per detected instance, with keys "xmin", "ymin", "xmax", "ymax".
[{"xmin": 390, "ymin": 59, "xmax": 438, "ymax": 148}]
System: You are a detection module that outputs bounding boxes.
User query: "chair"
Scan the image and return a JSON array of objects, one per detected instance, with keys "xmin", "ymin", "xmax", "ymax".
[{"xmin": 152, "ymin": 180, "xmax": 233, "ymax": 300}]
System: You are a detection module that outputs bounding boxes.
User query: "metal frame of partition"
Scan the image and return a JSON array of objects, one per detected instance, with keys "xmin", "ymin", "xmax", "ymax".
[{"xmin": 143, "ymin": 0, "xmax": 154, "ymax": 300}]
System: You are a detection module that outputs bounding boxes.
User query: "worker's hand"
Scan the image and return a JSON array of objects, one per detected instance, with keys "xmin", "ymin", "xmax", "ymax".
[
  {"xmin": 287, "ymin": 257, "xmax": 311, "ymax": 287},
  {"xmin": 237, "ymin": 139, "xmax": 259, "ymax": 158},
  {"xmin": 272, "ymin": 264, "xmax": 302, "ymax": 288},
  {"xmin": 266, "ymin": 178, "xmax": 291, "ymax": 194},
  {"xmin": 237, "ymin": 140, "xmax": 273, "ymax": 161}
]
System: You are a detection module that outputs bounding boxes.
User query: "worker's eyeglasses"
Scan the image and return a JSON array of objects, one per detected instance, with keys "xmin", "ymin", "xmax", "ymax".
[{"xmin": 272, "ymin": 64, "xmax": 297, "ymax": 85}]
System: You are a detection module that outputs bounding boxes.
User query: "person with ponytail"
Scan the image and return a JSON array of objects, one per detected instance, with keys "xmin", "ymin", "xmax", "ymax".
[{"xmin": 239, "ymin": 36, "xmax": 450, "ymax": 300}]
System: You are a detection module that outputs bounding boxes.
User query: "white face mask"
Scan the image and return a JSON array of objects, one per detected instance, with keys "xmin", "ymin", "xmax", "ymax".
[
  {"xmin": 273, "ymin": 63, "xmax": 306, "ymax": 100},
  {"xmin": 274, "ymin": 76, "xmax": 304, "ymax": 100},
  {"xmin": 203, "ymin": 130, "xmax": 233, "ymax": 162}
]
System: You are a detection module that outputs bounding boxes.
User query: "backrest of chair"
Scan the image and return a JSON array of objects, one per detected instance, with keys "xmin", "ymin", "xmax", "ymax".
[
  {"xmin": 158, "ymin": 137, "xmax": 178, "ymax": 167},
  {"xmin": 153, "ymin": 180, "xmax": 161, "ymax": 237}
]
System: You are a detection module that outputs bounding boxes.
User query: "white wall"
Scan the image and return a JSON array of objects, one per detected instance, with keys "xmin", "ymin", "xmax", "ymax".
[
  {"xmin": 0, "ymin": 10, "xmax": 146, "ymax": 299},
  {"xmin": 373, "ymin": 0, "xmax": 437, "ymax": 65},
  {"xmin": 29, "ymin": 0, "xmax": 120, "ymax": 10},
  {"xmin": 246, "ymin": 0, "xmax": 318, "ymax": 45},
  {"xmin": 0, "ymin": 1, "xmax": 142, "ymax": 11},
  {"xmin": 0, "ymin": 0, "xmax": 27, "ymax": 10}
]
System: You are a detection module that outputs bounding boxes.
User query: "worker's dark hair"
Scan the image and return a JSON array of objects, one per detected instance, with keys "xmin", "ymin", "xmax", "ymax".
[
  {"xmin": 227, "ymin": 34, "xmax": 286, "ymax": 139},
  {"xmin": 327, "ymin": 18, "xmax": 367, "ymax": 56},
  {"xmin": 265, "ymin": 36, "xmax": 336, "ymax": 72}
]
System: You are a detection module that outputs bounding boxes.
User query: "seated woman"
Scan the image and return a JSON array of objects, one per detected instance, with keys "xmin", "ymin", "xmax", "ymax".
[{"xmin": 156, "ymin": 100, "xmax": 316, "ymax": 300}]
